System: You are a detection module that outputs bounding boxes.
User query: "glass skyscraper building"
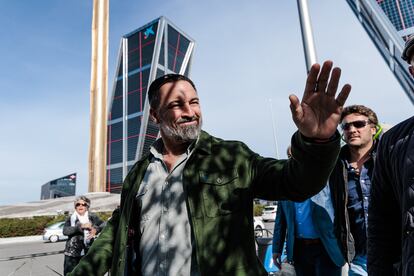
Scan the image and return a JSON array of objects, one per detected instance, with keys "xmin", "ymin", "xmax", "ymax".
[
  {"xmin": 377, "ymin": 0, "xmax": 414, "ymax": 37},
  {"xmin": 346, "ymin": 0, "xmax": 414, "ymax": 103},
  {"xmin": 41, "ymin": 173, "xmax": 76, "ymax": 199},
  {"xmin": 106, "ymin": 17, "xmax": 195, "ymax": 193}
]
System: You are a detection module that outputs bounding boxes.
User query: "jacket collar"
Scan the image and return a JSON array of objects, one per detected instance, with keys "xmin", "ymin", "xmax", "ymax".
[{"xmin": 193, "ymin": 130, "xmax": 212, "ymax": 155}]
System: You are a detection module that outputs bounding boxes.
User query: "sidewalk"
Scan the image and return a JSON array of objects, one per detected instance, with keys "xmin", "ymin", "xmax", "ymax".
[{"xmin": 0, "ymin": 235, "xmax": 43, "ymax": 245}]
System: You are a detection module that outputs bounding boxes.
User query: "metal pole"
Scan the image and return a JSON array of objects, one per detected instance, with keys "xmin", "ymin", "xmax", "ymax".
[
  {"xmin": 297, "ymin": 0, "xmax": 318, "ymax": 72},
  {"xmin": 88, "ymin": 0, "xmax": 109, "ymax": 192}
]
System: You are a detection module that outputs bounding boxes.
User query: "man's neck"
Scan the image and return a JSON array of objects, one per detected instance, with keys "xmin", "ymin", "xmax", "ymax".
[
  {"xmin": 161, "ymin": 137, "xmax": 190, "ymax": 157},
  {"xmin": 160, "ymin": 136, "xmax": 192, "ymax": 172},
  {"xmin": 348, "ymin": 142, "xmax": 373, "ymax": 170}
]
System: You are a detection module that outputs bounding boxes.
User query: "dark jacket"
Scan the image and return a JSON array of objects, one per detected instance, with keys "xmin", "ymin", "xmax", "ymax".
[
  {"xmin": 328, "ymin": 144, "xmax": 377, "ymax": 263},
  {"xmin": 69, "ymin": 130, "xmax": 340, "ymax": 276},
  {"xmin": 368, "ymin": 116, "xmax": 414, "ymax": 276},
  {"xmin": 63, "ymin": 212, "xmax": 104, "ymax": 257}
]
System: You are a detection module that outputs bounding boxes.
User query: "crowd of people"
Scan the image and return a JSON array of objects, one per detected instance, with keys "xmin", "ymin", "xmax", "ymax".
[{"xmin": 60, "ymin": 34, "xmax": 414, "ymax": 276}]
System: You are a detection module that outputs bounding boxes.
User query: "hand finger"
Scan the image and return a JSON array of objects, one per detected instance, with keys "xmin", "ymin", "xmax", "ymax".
[
  {"xmin": 335, "ymin": 84, "xmax": 351, "ymax": 107},
  {"xmin": 315, "ymin": 60, "xmax": 333, "ymax": 93},
  {"xmin": 303, "ymin": 63, "xmax": 321, "ymax": 101},
  {"xmin": 289, "ymin": 94, "xmax": 303, "ymax": 121},
  {"xmin": 326, "ymin": 67, "xmax": 341, "ymax": 97}
]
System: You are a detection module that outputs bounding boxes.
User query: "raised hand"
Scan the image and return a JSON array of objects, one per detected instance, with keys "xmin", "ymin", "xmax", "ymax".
[{"xmin": 289, "ymin": 60, "xmax": 351, "ymax": 139}]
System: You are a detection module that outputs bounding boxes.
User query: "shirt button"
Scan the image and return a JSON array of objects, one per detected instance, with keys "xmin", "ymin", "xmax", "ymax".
[
  {"xmin": 160, "ymin": 234, "xmax": 165, "ymax": 239},
  {"xmin": 217, "ymin": 178, "xmax": 222, "ymax": 184},
  {"xmin": 364, "ymin": 196, "xmax": 368, "ymax": 200}
]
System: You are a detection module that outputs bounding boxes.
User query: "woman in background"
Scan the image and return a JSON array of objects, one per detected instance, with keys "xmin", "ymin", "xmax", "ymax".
[{"xmin": 63, "ymin": 195, "xmax": 103, "ymax": 275}]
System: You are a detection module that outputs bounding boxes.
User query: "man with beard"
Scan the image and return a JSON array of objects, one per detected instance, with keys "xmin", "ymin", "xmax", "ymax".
[
  {"xmin": 69, "ymin": 60, "xmax": 351, "ymax": 276},
  {"xmin": 328, "ymin": 105, "xmax": 380, "ymax": 276}
]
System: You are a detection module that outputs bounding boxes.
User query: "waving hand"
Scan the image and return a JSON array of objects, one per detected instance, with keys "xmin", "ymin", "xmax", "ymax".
[{"xmin": 289, "ymin": 60, "xmax": 351, "ymax": 140}]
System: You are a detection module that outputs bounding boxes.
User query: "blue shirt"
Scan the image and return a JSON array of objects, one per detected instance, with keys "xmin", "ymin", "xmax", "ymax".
[
  {"xmin": 294, "ymin": 199, "xmax": 319, "ymax": 239},
  {"xmin": 347, "ymin": 162, "xmax": 371, "ymax": 256}
]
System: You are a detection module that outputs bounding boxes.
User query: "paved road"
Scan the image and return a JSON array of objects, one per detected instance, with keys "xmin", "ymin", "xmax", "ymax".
[
  {"xmin": 0, "ymin": 220, "xmax": 275, "ymax": 276},
  {"xmin": 0, "ymin": 240, "xmax": 65, "ymax": 276}
]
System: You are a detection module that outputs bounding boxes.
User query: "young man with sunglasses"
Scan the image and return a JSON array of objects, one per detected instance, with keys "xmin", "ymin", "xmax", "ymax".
[
  {"xmin": 328, "ymin": 105, "xmax": 379, "ymax": 276},
  {"xmin": 367, "ymin": 36, "xmax": 414, "ymax": 275},
  {"xmin": 68, "ymin": 60, "xmax": 351, "ymax": 276}
]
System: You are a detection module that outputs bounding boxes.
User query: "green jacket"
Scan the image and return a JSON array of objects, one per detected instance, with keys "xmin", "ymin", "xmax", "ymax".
[{"xmin": 69, "ymin": 130, "xmax": 340, "ymax": 276}]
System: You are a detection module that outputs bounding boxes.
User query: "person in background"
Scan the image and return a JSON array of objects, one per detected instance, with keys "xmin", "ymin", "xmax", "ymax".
[
  {"xmin": 63, "ymin": 195, "xmax": 104, "ymax": 275},
  {"xmin": 272, "ymin": 146, "xmax": 350, "ymax": 276},
  {"xmin": 329, "ymin": 105, "xmax": 380, "ymax": 276},
  {"xmin": 367, "ymin": 35, "xmax": 414, "ymax": 276}
]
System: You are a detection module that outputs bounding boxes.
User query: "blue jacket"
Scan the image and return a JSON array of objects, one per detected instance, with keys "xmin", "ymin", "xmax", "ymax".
[{"xmin": 272, "ymin": 197, "xmax": 345, "ymax": 267}]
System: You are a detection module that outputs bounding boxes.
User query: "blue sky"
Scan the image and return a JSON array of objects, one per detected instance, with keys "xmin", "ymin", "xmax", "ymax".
[{"xmin": 0, "ymin": 1, "xmax": 412, "ymax": 205}]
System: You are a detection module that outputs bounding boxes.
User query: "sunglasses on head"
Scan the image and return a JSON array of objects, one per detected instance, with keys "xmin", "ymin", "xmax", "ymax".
[
  {"xmin": 341, "ymin": 120, "xmax": 371, "ymax": 131},
  {"xmin": 75, "ymin": 203, "xmax": 88, "ymax": 207}
]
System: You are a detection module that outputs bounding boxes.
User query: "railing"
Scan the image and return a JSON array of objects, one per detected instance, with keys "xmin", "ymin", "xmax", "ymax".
[{"xmin": 255, "ymin": 228, "xmax": 274, "ymax": 238}]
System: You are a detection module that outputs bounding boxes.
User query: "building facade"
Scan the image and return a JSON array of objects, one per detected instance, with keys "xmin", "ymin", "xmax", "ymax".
[
  {"xmin": 106, "ymin": 17, "xmax": 195, "ymax": 193},
  {"xmin": 40, "ymin": 173, "xmax": 76, "ymax": 200},
  {"xmin": 346, "ymin": 0, "xmax": 414, "ymax": 103},
  {"xmin": 377, "ymin": 0, "xmax": 414, "ymax": 37}
]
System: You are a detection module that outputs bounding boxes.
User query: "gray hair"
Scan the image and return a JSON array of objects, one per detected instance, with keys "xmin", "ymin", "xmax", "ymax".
[{"xmin": 74, "ymin": 195, "xmax": 90, "ymax": 208}]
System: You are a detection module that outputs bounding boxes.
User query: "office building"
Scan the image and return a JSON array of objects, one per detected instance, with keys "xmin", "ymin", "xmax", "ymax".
[
  {"xmin": 40, "ymin": 173, "xmax": 76, "ymax": 200},
  {"xmin": 346, "ymin": 0, "xmax": 414, "ymax": 103},
  {"xmin": 377, "ymin": 0, "xmax": 414, "ymax": 38},
  {"xmin": 106, "ymin": 17, "xmax": 195, "ymax": 192}
]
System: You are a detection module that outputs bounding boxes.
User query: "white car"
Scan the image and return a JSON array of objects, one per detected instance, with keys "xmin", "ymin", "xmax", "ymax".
[
  {"xmin": 42, "ymin": 221, "xmax": 68, "ymax": 243},
  {"xmin": 254, "ymin": 216, "xmax": 265, "ymax": 237},
  {"xmin": 262, "ymin": 205, "xmax": 277, "ymax": 222}
]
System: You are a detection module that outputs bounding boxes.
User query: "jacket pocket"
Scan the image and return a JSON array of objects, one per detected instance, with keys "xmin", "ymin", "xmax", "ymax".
[{"xmin": 199, "ymin": 169, "xmax": 241, "ymax": 218}]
